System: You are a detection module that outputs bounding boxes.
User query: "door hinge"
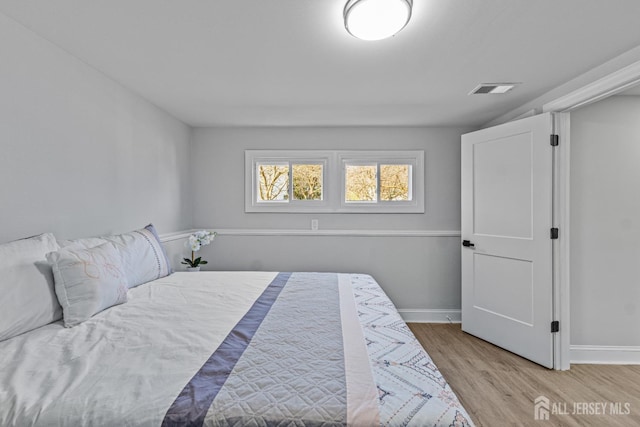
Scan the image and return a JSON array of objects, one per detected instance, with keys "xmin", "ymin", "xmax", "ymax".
[
  {"xmin": 550, "ymin": 228, "xmax": 559, "ymax": 239},
  {"xmin": 551, "ymin": 321, "xmax": 560, "ymax": 333},
  {"xmin": 550, "ymin": 134, "xmax": 559, "ymax": 146}
]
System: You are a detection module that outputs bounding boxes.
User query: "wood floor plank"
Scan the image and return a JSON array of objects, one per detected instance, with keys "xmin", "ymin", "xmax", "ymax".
[{"xmin": 408, "ymin": 323, "xmax": 640, "ymax": 427}]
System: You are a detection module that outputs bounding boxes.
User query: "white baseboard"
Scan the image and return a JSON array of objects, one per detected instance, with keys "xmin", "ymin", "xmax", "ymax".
[
  {"xmin": 398, "ymin": 309, "xmax": 461, "ymax": 324},
  {"xmin": 213, "ymin": 228, "xmax": 461, "ymax": 237},
  {"xmin": 571, "ymin": 345, "xmax": 640, "ymax": 365}
]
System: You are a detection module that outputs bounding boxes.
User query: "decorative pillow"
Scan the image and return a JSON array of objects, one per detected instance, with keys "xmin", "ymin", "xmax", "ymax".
[
  {"xmin": 59, "ymin": 224, "xmax": 172, "ymax": 288},
  {"xmin": 57, "ymin": 236, "xmax": 106, "ymax": 250},
  {"xmin": 47, "ymin": 242, "xmax": 128, "ymax": 327},
  {"xmin": 0, "ymin": 233, "xmax": 62, "ymax": 341},
  {"xmin": 142, "ymin": 224, "xmax": 173, "ymax": 275}
]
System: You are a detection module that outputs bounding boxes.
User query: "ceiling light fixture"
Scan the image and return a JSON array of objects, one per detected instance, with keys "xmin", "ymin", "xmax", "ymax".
[{"xmin": 344, "ymin": 0, "xmax": 413, "ymax": 41}]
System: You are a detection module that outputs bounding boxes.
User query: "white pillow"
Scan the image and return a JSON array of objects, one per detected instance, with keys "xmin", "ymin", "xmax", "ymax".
[
  {"xmin": 0, "ymin": 233, "xmax": 62, "ymax": 341},
  {"xmin": 58, "ymin": 236, "xmax": 105, "ymax": 249},
  {"xmin": 47, "ymin": 242, "xmax": 128, "ymax": 327},
  {"xmin": 60, "ymin": 224, "xmax": 172, "ymax": 288}
]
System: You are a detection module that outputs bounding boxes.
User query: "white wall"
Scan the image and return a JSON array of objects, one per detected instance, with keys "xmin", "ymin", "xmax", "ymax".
[
  {"xmin": 191, "ymin": 127, "xmax": 465, "ymax": 230},
  {"xmin": 0, "ymin": 13, "xmax": 192, "ymax": 243},
  {"xmin": 190, "ymin": 126, "xmax": 469, "ymax": 315},
  {"xmin": 0, "ymin": 12, "xmax": 467, "ymax": 316},
  {"xmin": 570, "ymin": 95, "xmax": 640, "ymax": 347}
]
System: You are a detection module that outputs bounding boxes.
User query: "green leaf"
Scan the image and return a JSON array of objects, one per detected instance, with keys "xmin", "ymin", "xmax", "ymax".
[{"xmin": 200, "ymin": 260, "xmax": 208, "ymax": 265}]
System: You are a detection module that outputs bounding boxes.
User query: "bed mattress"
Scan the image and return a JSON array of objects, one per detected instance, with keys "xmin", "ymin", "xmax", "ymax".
[{"xmin": 0, "ymin": 271, "xmax": 473, "ymax": 426}]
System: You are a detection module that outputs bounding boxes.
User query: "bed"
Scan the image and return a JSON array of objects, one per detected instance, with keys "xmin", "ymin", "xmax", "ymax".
[{"xmin": 0, "ymin": 230, "xmax": 473, "ymax": 426}]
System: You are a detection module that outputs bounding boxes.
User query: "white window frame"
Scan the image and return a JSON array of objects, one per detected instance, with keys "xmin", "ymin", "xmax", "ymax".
[
  {"xmin": 246, "ymin": 150, "xmax": 331, "ymax": 213},
  {"xmin": 245, "ymin": 150, "xmax": 424, "ymax": 213},
  {"xmin": 338, "ymin": 151, "xmax": 424, "ymax": 213}
]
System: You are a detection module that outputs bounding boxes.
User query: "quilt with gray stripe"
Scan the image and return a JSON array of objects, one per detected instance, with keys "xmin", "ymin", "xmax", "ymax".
[{"xmin": 163, "ymin": 272, "xmax": 473, "ymax": 427}]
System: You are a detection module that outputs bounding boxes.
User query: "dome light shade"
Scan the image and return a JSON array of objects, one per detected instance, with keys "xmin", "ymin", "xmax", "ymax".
[{"xmin": 344, "ymin": 0, "xmax": 412, "ymax": 41}]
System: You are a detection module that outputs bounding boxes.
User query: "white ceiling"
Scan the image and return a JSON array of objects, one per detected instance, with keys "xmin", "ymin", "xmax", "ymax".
[{"xmin": 2, "ymin": 0, "xmax": 640, "ymax": 127}]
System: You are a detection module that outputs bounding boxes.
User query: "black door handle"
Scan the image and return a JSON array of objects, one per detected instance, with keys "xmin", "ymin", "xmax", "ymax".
[{"xmin": 462, "ymin": 240, "xmax": 475, "ymax": 248}]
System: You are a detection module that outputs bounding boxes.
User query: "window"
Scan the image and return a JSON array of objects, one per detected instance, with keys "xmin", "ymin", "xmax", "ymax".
[
  {"xmin": 256, "ymin": 162, "xmax": 289, "ymax": 202},
  {"xmin": 256, "ymin": 162, "xmax": 324, "ymax": 202},
  {"xmin": 338, "ymin": 151, "xmax": 421, "ymax": 212},
  {"xmin": 344, "ymin": 163, "xmax": 412, "ymax": 203},
  {"xmin": 292, "ymin": 164, "xmax": 323, "ymax": 201},
  {"xmin": 246, "ymin": 150, "xmax": 423, "ymax": 213},
  {"xmin": 380, "ymin": 164, "xmax": 411, "ymax": 201},
  {"xmin": 345, "ymin": 164, "xmax": 377, "ymax": 201}
]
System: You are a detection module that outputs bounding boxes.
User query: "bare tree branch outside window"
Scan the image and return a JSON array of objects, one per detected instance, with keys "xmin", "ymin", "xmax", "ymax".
[
  {"xmin": 292, "ymin": 164, "xmax": 323, "ymax": 200},
  {"xmin": 380, "ymin": 164, "xmax": 410, "ymax": 201},
  {"xmin": 258, "ymin": 164, "xmax": 289, "ymax": 201},
  {"xmin": 345, "ymin": 165, "xmax": 377, "ymax": 201}
]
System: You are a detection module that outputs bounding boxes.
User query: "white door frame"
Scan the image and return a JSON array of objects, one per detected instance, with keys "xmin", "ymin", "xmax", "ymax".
[{"xmin": 542, "ymin": 59, "xmax": 640, "ymax": 370}]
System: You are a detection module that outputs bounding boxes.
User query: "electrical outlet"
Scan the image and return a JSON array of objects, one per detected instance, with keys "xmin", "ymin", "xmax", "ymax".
[{"xmin": 311, "ymin": 219, "xmax": 319, "ymax": 231}]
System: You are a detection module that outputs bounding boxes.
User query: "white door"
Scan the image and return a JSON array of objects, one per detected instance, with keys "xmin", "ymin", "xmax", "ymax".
[{"xmin": 461, "ymin": 113, "xmax": 555, "ymax": 368}]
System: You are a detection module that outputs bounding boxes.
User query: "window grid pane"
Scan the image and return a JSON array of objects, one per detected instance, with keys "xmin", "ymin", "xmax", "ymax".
[
  {"xmin": 345, "ymin": 164, "xmax": 377, "ymax": 202},
  {"xmin": 257, "ymin": 163, "xmax": 289, "ymax": 202},
  {"xmin": 292, "ymin": 164, "xmax": 323, "ymax": 201},
  {"xmin": 380, "ymin": 164, "xmax": 411, "ymax": 201}
]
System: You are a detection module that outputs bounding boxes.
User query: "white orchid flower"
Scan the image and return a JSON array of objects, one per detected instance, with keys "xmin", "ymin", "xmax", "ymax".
[{"xmin": 182, "ymin": 230, "xmax": 217, "ymax": 269}]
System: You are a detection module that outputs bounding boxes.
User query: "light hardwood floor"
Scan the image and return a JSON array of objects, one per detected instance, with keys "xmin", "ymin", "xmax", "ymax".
[{"xmin": 407, "ymin": 323, "xmax": 640, "ymax": 427}]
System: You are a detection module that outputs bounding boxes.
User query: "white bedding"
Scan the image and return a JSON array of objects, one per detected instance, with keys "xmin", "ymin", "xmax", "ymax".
[
  {"xmin": 0, "ymin": 272, "xmax": 279, "ymax": 427},
  {"xmin": 1, "ymin": 271, "xmax": 473, "ymax": 427}
]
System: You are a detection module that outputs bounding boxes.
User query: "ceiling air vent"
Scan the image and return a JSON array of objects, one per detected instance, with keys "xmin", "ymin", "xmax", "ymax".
[{"xmin": 469, "ymin": 83, "xmax": 519, "ymax": 95}]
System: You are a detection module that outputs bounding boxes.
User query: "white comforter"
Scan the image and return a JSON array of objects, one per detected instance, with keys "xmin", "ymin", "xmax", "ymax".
[
  {"xmin": 0, "ymin": 272, "xmax": 279, "ymax": 426},
  {"xmin": 1, "ymin": 271, "xmax": 474, "ymax": 427}
]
